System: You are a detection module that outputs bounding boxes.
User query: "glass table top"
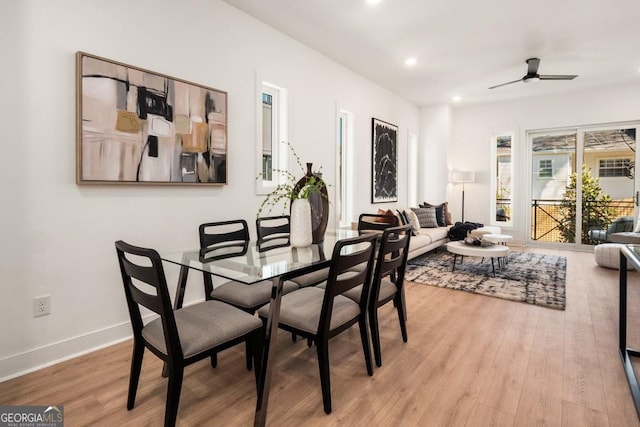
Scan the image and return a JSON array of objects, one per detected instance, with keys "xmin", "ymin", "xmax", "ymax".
[
  {"xmin": 621, "ymin": 244, "xmax": 640, "ymax": 270},
  {"xmin": 161, "ymin": 229, "xmax": 359, "ymax": 284}
]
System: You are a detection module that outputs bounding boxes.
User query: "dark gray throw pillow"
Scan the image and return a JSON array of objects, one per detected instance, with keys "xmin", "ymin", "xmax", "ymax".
[{"xmin": 411, "ymin": 207, "xmax": 438, "ymax": 228}]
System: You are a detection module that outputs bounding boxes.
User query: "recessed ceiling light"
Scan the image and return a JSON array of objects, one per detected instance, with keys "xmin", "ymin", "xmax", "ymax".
[
  {"xmin": 366, "ymin": 0, "xmax": 382, "ymax": 5},
  {"xmin": 452, "ymin": 96, "xmax": 462, "ymax": 102},
  {"xmin": 404, "ymin": 57, "xmax": 417, "ymax": 67}
]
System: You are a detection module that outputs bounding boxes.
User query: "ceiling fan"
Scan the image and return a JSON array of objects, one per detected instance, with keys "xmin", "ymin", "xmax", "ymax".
[{"xmin": 489, "ymin": 58, "xmax": 578, "ymax": 89}]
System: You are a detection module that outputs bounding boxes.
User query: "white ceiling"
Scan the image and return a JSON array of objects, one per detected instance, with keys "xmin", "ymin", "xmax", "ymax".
[{"xmin": 222, "ymin": 0, "xmax": 640, "ymax": 106}]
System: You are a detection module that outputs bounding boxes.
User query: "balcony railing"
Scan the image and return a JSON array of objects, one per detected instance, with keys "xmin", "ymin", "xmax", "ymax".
[{"xmin": 497, "ymin": 198, "xmax": 635, "ymax": 244}]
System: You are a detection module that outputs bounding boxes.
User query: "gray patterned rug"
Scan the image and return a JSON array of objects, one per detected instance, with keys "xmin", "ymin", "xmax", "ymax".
[{"xmin": 405, "ymin": 250, "xmax": 566, "ymax": 310}]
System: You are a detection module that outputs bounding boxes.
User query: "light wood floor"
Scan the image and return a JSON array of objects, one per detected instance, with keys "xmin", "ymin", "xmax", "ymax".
[{"xmin": 2, "ymin": 247, "xmax": 640, "ymax": 426}]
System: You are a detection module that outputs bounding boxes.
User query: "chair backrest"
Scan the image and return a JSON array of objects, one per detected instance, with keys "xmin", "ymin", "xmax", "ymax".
[
  {"xmin": 115, "ymin": 240, "xmax": 182, "ymax": 360},
  {"xmin": 369, "ymin": 225, "xmax": 412, "ymax": 308},
  {"xmin": 256, "ymin": 215, "xmax": 290, "ymax": 250},
  {"xmin": 199, "ymin": 219, "xmax": 250, "ymax": 249},
  {"xmin": 318, "ymin": 233, "xmax": 377, "ymax": 334},
  {"xmin": 357, "ymin": 213, "xmax": 399, "ymax": 235}
]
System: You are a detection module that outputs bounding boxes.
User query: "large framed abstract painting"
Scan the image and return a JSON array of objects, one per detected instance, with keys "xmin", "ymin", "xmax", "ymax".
[
  {"xmin": 76, "ymin": 52, "xmax": 227, "ymax": 185},
  {"xmin": 371, "ymin": 118, "xmax": 398, "ymax": 203}
]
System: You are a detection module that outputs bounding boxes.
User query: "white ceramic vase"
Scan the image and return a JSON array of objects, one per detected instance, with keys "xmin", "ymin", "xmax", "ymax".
[{"xmin": 290, "ymin": 198, "xmax": 313, "ymax": 247}]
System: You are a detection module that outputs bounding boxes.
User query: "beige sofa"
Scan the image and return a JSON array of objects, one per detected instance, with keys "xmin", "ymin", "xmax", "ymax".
[{"xmin": 407, "ymin": 226, "xmax": 450, "ymax": 260}]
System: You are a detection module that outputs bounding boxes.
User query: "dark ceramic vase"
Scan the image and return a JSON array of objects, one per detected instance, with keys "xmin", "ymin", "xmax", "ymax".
[{"xmin": 292, "ymin": 163, "xmax": 329, "ymax": 243}]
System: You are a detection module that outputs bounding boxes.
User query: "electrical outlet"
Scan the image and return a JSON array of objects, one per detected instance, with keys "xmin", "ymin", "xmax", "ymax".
[{"xmin": 33, "ymin": 295, "xmax": 51, "ymax": 317}]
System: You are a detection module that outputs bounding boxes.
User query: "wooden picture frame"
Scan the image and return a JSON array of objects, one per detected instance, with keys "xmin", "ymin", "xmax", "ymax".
[
  {"xmin": 371, "ymin": 118, "xmax": 398, "ymax": 203},
  {"xmin": 76, "ymin": 51, "xmax": 228, "ymax": 185}
]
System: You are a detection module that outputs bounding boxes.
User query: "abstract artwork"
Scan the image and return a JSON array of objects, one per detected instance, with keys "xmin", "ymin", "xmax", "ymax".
[
  {"xmin": 76, "ymin": 52, "xmax": 227, "ymax": 185},
  {"xmin": 371, "ymin": 118, "xmax": 398, "ymax": 203}
]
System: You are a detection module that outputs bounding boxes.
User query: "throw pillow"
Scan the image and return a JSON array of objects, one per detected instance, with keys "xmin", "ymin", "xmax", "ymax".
[
  {"xmin": 411, "ymin": 207, "xmax": 438, "ymax": 228},
  {"xmin": 396, "ymin": 209, "xmax": 417, "ymax": 236},
  {"xmin": 422, "ymin": 201, "xmax": 452, "ymax": 225},
  {"xmin": 404, "ymin": 209, "xmax": 421, "ymax": 235}
]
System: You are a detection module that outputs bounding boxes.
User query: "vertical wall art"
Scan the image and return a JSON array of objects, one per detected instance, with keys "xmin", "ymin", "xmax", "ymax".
[
  {"xmin": 371, "ymin": 118, "xmax": 398, "ymax": 203},
  {"xmin": 76, "ymin": 52, "xmax": 228, "ymax": 185}
]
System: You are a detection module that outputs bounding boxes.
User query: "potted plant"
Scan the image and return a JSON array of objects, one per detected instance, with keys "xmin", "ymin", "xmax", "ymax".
[{"xmin": 257, "ymin": 142, "xmax": 328, "ymax": 247}]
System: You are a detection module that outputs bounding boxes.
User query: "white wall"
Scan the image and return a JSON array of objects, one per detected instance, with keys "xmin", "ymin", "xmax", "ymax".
[
  {"xmin": 0, "ymin": 0, "xmax": 419, "ymax": 380},
  {"xmin": 419, "ymin": 104, "xmax": 451, "ymax": 204},
  {"xmin": 450, "ymin": 83, "xmax": 640, "ymax": 243}
]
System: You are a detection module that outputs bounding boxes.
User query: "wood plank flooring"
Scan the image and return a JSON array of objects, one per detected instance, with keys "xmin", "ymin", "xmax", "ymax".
[{"xmin": 1, "ymin": 247, "xmax": 639, "ymax": 426}]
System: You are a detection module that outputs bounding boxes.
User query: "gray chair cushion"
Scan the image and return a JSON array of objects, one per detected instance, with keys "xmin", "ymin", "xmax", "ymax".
[
  {"xmin": 290, "ymin": 267, "xmax": 330, "ymax": 287},
  {"xmin": 211, "ymin": 279, "xmax": 299, "ymax": 309},
  {"xmin": 257, "ymin": 287, "xmax": 360, "ymax": 334},
  {"xmin": 342, "ymin": 278, "xmax": 398, "ymax": 304},
  {"xmin": 142, "ymin": 300, "xmax": 262, "ymax": 358},
  {"xmin": 315, "ymin": 270, "xmax": 361, "ymax": 289}
]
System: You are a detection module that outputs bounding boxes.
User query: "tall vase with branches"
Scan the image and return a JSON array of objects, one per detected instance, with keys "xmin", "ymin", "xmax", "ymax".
[{"xmin": 257, "ymin": 142, "xmax": 328, "ymax": 246}]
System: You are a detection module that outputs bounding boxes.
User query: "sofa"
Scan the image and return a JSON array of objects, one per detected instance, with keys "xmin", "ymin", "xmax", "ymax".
[
  {"xmin": 407, "ymin": 226, "xmax": 450, "ymax": 260},
  {"xmin": 588, "ymin": 216, "xmax": 634, "ymax": 243},
  {"xmin": 354, "ymin": 210, "xmax": 450, "ymax": 260}
]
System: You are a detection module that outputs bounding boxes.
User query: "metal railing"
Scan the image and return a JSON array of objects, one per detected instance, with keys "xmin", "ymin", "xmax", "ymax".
[{"xmin": 529, "ymin": 198, "xmax": 634, "ymax": 243}]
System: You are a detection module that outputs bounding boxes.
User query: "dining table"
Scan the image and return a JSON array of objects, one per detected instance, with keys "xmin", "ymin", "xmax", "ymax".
[
  {"xmin": 618, "ymin": 245, "xmax": 640, "ymax": 420},
  {"xmin": 161, "ymin": 228, "xmax": 359, "ymax": 426}
]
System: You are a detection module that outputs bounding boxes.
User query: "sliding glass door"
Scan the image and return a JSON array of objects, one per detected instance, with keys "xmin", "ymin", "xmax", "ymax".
[{"xmin": 529, "ymin": 124, "xmax": 639, "ymax": 248}]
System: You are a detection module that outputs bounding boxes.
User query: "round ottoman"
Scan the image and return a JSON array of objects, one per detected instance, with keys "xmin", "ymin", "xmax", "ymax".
[
  {"xmin": 469, "ymin": 226, "xmax": 502, "ymax": 239},
  {"xmin": 594, "ymin": 243, "xmax": 633, "ymax": 270}
]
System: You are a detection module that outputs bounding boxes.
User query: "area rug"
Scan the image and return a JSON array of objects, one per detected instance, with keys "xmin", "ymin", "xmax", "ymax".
[{"xmin": 405, "ymin": 251, "xmax": 566, "ymax": 310}]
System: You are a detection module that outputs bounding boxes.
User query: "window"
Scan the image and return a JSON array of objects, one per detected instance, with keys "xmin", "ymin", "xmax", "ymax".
[
  {"xmin": 599, "ymin": 158, "xmax": 632, "ymax": 177},
  {"xmin": 337, "ymin": 109, "xmax": 353, "ymax": 227},
  {"xmin": 256, "ymin": 82, "xmax": 287, "ymax": 194},
  {"xmin": 539, "ymin": 159, "xmax": 553, "ymax": 178},
  {"xmin": 491, "ymin": 133, "xmax": 513, "ymax": 226},
  {"xmin": 261, "ymin": 93, "xmax": 273, "ymax": 181}
]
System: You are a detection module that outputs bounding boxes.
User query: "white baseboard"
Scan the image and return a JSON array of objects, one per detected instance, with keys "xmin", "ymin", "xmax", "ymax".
[{"xmin": 0, "ymin": 321, "xmax": 133, "ymax": 383}]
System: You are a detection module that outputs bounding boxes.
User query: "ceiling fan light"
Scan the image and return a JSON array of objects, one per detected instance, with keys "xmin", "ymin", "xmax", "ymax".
[{"xmin": 524, "ymin": 76, "xmax": 540, "ymax": 83}]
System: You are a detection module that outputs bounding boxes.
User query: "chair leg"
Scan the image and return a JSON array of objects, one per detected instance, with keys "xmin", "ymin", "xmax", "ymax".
[
  {"xmin": 368, "ymin": 308, "xmax": 382, "ymax": 368},
  {"xmin": 210, "ymin": 353, "xmax": 217, "ymax": 368},
  {"xmin": 127, "ymin": 340, "xmax": 145, "ymax": 410},
  {"xmin": 395, "ymin": 294, "xmax": 408, "ymax": 343},
  {"xmin": 165, "ymin": 364, "xmax": 184, "ymax": 427},
  {"xmin": 316, "ymin": 339, "xmax": 332, "ymax": 414},
  {"xmin": 358, "ymin": 316, "xmax": 374, "ymax": 376},
  {"xmin": 251, "ymin": 331, "xmax": 264, "ymax": 391},
  {"xmin": 245, "ymin": 340, "xmax": 253, "ymax": 371}
]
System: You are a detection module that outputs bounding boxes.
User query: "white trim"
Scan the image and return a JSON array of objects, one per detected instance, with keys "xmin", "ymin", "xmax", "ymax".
[{"xmin": 0, "ymin": 321, "xmax": 133, "ymax": 382}]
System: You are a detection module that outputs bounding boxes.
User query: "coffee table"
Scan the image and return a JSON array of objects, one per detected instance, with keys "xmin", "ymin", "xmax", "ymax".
[{"xmin": 445, "ymin": 241, "xmax": 509, "ymax": 276}]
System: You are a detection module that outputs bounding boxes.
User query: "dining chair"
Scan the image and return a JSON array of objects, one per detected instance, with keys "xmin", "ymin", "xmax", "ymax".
[
  {"xmin": 256, "ymin": 215, "xmax": 329, "ymax": 287},
  {"xmin": 201, "ymin": 219, "xmax": 299, "ymax": 370},
  {"xmin": 357, "ymin": 212, "xmax": 400, "ymax": 234},
  {"xmin": 257, "ymin": 233, "xmax": 377, "ymax": 414},
  {"xmin": 256, "ymin": 215, "xmax": 290, "ymax": 250},
  {"xmin": 342, "ymin": 224, "xmax": 412, "ymax": 367},
  {"xmin": 115, "ymin": 240, "xmax": 263, "ymax": 427}
]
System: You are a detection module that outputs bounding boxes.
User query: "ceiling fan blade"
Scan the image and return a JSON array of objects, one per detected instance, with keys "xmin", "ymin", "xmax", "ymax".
[
  {"xmin": 488, "ymin": 78, "xmax": 523, "ymax": 89},
  {"xmin": 526, "ymin": 58, "xmax": 540, "ymax": 75},
  {"xmin": 539, "ymin": 74, "xmax": 578, "ymax": 80}
]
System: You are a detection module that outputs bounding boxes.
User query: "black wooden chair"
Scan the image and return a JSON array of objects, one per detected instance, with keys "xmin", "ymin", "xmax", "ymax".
[
  {"xmin": 342, "ymin": 225, "xmax": 412, "ymax": 367},
  {"xmin": 256, "ymin": 215, "xmax": 291, "ymax": 251},
  {"xmin": 201, "ymin": 220, "xmax": 299, "ymax": 370},
  {"xmin": 357, "ymin": 212, "xmax": 400, "ymax": 234},
  {"xmin": 256, "ymin": 215, "xmax": 329, "ymax": 288},
  {"xmin": 257, "ymin": 233, "xmax": 377, "ymax": 414},
  {"xmin": 115, "ymin": 240, "xmax": 263, "ymax": 427}
]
